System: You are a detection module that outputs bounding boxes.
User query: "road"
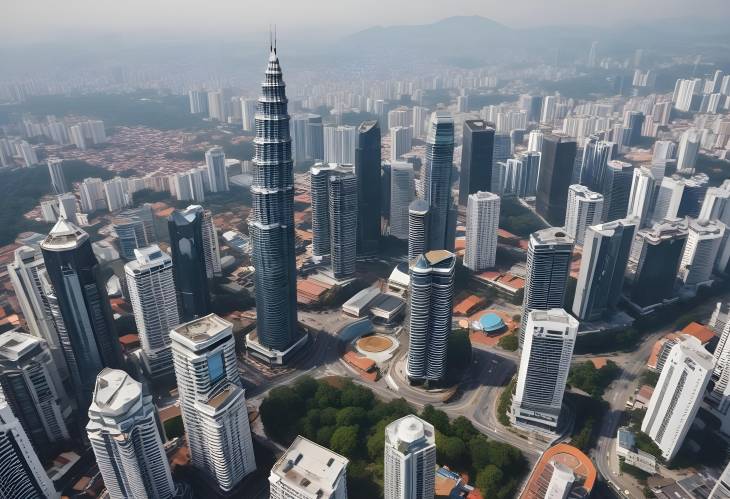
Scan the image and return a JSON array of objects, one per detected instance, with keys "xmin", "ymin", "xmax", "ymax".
[{"xmin": 593, "ymin": 295, "xmax": 726, "ymax": 497}]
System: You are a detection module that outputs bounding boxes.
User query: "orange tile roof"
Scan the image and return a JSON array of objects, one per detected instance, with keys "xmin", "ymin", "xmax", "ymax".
[
  {"xmin": 454, "ymin": 295, "xmax": 485, "ymax": 316},
  {"xmin": 155, "ymin": 207, "xmax": 175, "ymax": 218},
  {"xmin": 521, "ymin": 443, "xmax": 596, "ymax": 499},
  {"xmin": 344, "ymin": 351, "xmax": 376, "ymax": 372},
  {"xmin": 297, "ymin": 279, "xmax": 328, "ymax": 298},
  {"xmin": 119, "ymin": 334, "xmax": 139, "ymax": 347},
  {"xmin": 454, "ymin": 238, "xmax": 466, "ymax": 250},
  {"xmin": 497, "ymin": 228, "xmax": 519, "ymax": 239},
  {"xmin": 681, "ymin": 322, "xmax": 715, "ymax": 344},
  {"xmin": 637, "ymin": 385, "xmax": 654, "ymax": 403},
  {"xmin": 590, "ymin": 357, "xmax": 608, "ymax": 369}
]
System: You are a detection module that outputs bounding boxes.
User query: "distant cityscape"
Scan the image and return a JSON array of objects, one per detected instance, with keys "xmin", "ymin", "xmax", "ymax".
[{"xmin": 0, "ymin": 10, "xmax": 729, "ymax": 499}]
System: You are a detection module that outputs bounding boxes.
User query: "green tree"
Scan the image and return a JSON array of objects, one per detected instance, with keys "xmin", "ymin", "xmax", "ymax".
[
  {"xmin": 315, "ymin": 383, "xmax": 341, "ymax": 408},
  {"xmin": 498, "ymin": 333, "xmax": 518, "ymax": 351},
  {"xmin": 316, "ymin": 426, "xmax": 335, "ymax": 445},
  {"xmin": 469, "ymin": 437, "xmax": 491, "ymax": 469},
  {"xmin": 330, "ymin": 425, "xmax": 360, "ymax": 458},
  {"xmin": 163, "ymin": 415, "xmax": 184, "ymax": 439},
  {"xmin": 336, "ymin": 407, "xmax": 368, "ymax": 427},
  {"xmin": 340, "ymin": 381, "xmax": 375, "ymax": 409},
  {"xmin": 476, "ymin": 465, "xmax": 504, "ymax": 497},
  {"xmin": 319, "ymin": 407, "xmax": 338, "ymax": 426},
  {"xmin": 451, "ymin": 416, "xmax": 478, "ymax": 441},
  {"xmin": 436, "ymin": 432, "xmax": 466, "ymax": 467},
  {"xmin": 421, "ymin": 405, "xmax": 451, "ymax": 435}
]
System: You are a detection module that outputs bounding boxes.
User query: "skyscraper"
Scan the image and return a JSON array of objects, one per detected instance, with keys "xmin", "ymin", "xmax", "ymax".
[
  {"xmin": 390, "ymin": 126, "xmax": 413, "ymax": 161},
  {"xmin": 79, "ymin": 177, "xmax": 107, "ymax": 213},
  {"xmin": 515, "ymin": 151, "xmax": 541, "ymax": 198},
  {"xmin": 512, "ymin": 309, "xmax": 578, "ymax": 432},
  {"xmin": 679, "ymin": 219, "xmax": 725, "ymax": 286},
  {"xmin": 389, "ymin": 162, "xmax": 414, "ymax": 240},
  {"xmin": 536, "ymin": 135, "xmax": 577, "ymax": 226},
  {"xmin": 520, "ymin": 228, "xmax": 574, "ymax": 346},
  {"xmin": 700, "ymin": 181, "xmax": 730, "ymax": 274},
  {"xmin": 125, "ymin": 245, "xmax": 180, "ymax": 381},
  {"xmin": 641, "ymin": 336, "xmax": 713, "ymax": 460},
  {"xmin": 458, "ymin": 120, "xmax": 495, "ymax": 208},
  {"xmin": 40, "ymin": 218, "xmax": 122, "ymax": 408},
  {"xmin": 57, "ymin": 193, "xmax": 78, "ymax": 225},
  {"xmin": 384, "ymin": 415, "xmax": 436, "ymax": 499},
  {"xmin": 87, "ymin": 369, "xmax": 176, "ymax": 499},
  {"xmin": 710, "ymin": 461, "xmax": 730, "ymax": 498},
  {"xmin": 189, "ymin": 90, "xmax": 208, "ymax": 115},
  {"xmin": 564, "ymin": 184, "xmax": 604, "ymax": 246},
  {"xmin": 711, "ymin": 309, "xmax": 730, "ymax": 406},
  {"xmin": 623, "ymin": 110, "xmax": 645, "ymax": 146},
  {"xmin": 572, "ymin": 218, "xmax": 637, "ymax": 321},
  {"xmin": 579, "ymin": 137, "xmax": 614, "ymax": 192},
  {"xmin": 464, "ymin": 191, "xmax": 500, "ymax": 271},
  {"xmin": 676, "ymin": 128, "xmax": 701, "ymax": 172},
  {"xmin": 104, "ymin": 177, "xmax": 130, "ymax": 212},
  {"xmin": 0, "ymin": 331, "xmax": 70, "ymax": 454},
  {"xmin": 269, "ymin": 436, "xmax": 349, "ymax": 499},
  {"xmin": 113, "ymin": 215, "xmax": 147, "ymax": 260},
  {"xmin": 47, "ymin": 158, "xmax": 67, "ymax": 195},
  {"xmin": 201, "ymin": 208, "xmax": 222, "ymax": 278},
  {"xmin": 628, "ymin": 218, "xmax": 688, "ymax": 311},
  {"xmin": 8, "ymin": 246, "xmax": 63, "ymax": 356},
  {"xmin": 168, "ymin": 206, "xmax": 210, "ymax": 322},
  {"xmin": 205, "ymin": 146, "xmax": 229, "ymax": 193},
  {"xmin": 171, "ymin": 314, "xmax": 256, "ymax": 492},
  {"xmin": 355, "ymin": 121, "xmax": 381, "ymax": 255},
  {"xmin": 600, "ymin": 160, "xmax": 634, "ymax": 221},
  {"xmin": 627, "ymin": 166, "xmax": 659, "ymax": 228},
  {"xmin": 407, "ymin": 250, "xmax": 455, "ymax": 383},
  {"xmin": 248, "ymin": 45, "xmax": 299, "ymax": 357},
  {"xmin": 329, "ymin": 173, "xmax": 358, "ymax": 280},
  {"xmin": 0, "ymin": 399, "xmax": 59, "ymax": 499},
  {"xmin": 423, "ymin": 112, "xmax": 456, "ymax": 251},
  {"xmin": 408, "ymin": 200, "xmax": 429, "ymax": 262}
]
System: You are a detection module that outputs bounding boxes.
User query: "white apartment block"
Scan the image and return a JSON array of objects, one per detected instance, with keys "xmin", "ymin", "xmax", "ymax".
[
  {"xmin": 641, "ymin": 336, "xmax": 713, "ymax": 460},
  {"xmin": 464, "ymin": 191, "xmax": 499, "ymax": 271}
]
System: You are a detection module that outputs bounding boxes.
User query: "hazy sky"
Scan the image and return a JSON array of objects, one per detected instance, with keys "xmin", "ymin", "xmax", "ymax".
[{"xmin": 4, "ymin": 0, "xmax": 730, "ymax": 42}]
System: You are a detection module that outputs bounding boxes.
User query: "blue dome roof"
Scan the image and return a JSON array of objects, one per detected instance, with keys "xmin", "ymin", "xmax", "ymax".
[{"xmin": 479, "ymin": 313, "xmax": 505, "ymax": 332}]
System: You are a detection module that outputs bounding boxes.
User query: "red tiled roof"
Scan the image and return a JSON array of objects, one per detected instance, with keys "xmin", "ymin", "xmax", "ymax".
[{"xmin": 681, "ymin": 322, "xmax": 715, "ymax": 344}]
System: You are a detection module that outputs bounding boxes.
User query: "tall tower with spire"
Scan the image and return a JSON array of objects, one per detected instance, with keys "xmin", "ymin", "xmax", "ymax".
[{"xmin": 247, "ymin": 39, "xmax": 300, "ymax": 360}]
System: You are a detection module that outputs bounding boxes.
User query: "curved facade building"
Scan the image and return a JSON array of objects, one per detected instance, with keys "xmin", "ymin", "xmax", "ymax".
[
  {"xmin": 408, "ymin": 200, "xmax": 429, "ymax": 262},
  {"xmin": 329, "ymin": 173, "xmax": 358, "ymax": 280},
  {"xmin": 87, "ymin": 369, "xmax": 175, "ymax": 499},
  {"xmin": 407, "ymin": 250, "xmax": 455, "ymax": 382},
  {"xmin": 249, "ymin": 46, "xmax": 299, "ymax": 352}
]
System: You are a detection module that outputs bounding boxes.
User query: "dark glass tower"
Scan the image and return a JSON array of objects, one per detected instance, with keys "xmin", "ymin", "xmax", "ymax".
[
  {"xmin": 458, "ymin": 120, "xmax": 495, "ymax": 208},
  {"xmin": 423, "ymin": 112, "xmax": 455, "ymax": 251},
  {"xmin": 600, "ymin": 160, "xmax": 634, "ymax": 221},
  {"xmin": 168, "ymin": 206, "xmax": 210, "ymax": 322},
  {"xmin": 536, "ymin": 134, "xmax": 577, "ymax": 226},
  {"xmin": 249, "ymin": 46, "xmax": 299, "ymax": 352},
  {"xmin": 355, "ymin": 120, "xmax": 381, "ymax": 255},
  {"xmin": 40, "ymin": 218, "xmax": 122, "ymax": 409}
]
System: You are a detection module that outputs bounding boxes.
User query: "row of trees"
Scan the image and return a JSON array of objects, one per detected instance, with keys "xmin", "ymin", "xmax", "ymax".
[{"xmin": 259, "ymin": 376, "xmax": 526, "ymax": 499}]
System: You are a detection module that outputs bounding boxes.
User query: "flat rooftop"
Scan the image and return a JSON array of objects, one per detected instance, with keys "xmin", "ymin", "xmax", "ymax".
[
  {"xmin": 172, "ymin": 314, "xmax": 231, "ymax": 346},
  {"xmin": 0, "ymin": 331, "xmax": 41, "ymax": 361},
  {"xmin": 272, "ymin": 436, "xmax": 348, "ymax": 496}
]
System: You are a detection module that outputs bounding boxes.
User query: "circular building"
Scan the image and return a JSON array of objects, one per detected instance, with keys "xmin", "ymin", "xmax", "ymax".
[{"xmin": 478, "ymin": 313, "xmax": 506, "ymax": 334}]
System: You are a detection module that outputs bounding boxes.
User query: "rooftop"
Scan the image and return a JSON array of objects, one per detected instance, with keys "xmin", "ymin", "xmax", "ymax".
[
  {"xmin": 89, "ymin": 368, "xmax": 142, "ymax": 417},
  {"xmin": 385, "ymin": 415, "xmax": 435, "ymax": 451},
  {"xmin": 41, "ymin": 217, "xmax": 89, "ymax": 251},
  {"xmin": 0, "ymin": 331, "xmax": 42, "ymax": 362},
  {"xmin": 531, "ymin": 227, "xmax": 574, "ymax": 246},
  {"xmin": 272, "ymin": 436, "xmax": 349, "ymax": 496},
  {"xmin": 171, "ymin": 314, "xmax": 232, "ymax": 349}
]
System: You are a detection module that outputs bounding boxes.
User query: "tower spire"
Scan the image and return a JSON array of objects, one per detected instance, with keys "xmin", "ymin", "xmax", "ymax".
[
  {"xmin": 269, "ymin": 25, "xmax": 272, "ymax": 52},
  {"xmin": 274, "ymin": 25, "xmax": 277, "ymax": 54}
]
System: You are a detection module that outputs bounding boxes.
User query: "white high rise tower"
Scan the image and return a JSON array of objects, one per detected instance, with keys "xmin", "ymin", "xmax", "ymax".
[
  {"xmin": 384, "ymin": 415, "xmax": 436, "ymax": 499},
  {"xmin": 170, "ymin": 314, "xmax": 256, "ymax": 492},
  {"xmin": 641, "ymin": 336, "xmax": 713, "ymax": 460},
  {"xmin": 125, "ymin": 245, "xmax": 180, "ymax": 380},
  {"xmin": 564, "ymin": 184, "xmax": 604, "ymax": 246},
  {"xmin": 464, "ymin": 191, "xmax": 500, "ymax": 271},
  {"xmin": 87, "ymin": 369, "xmax": 176, "ymax": 499},
  {"xmin": 511, "ymin": 309, "xmax": 578, "ymax": 432},
  {"xmin": 205, "ymin": 146, "xmax": 229, "ymax": 193}
]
